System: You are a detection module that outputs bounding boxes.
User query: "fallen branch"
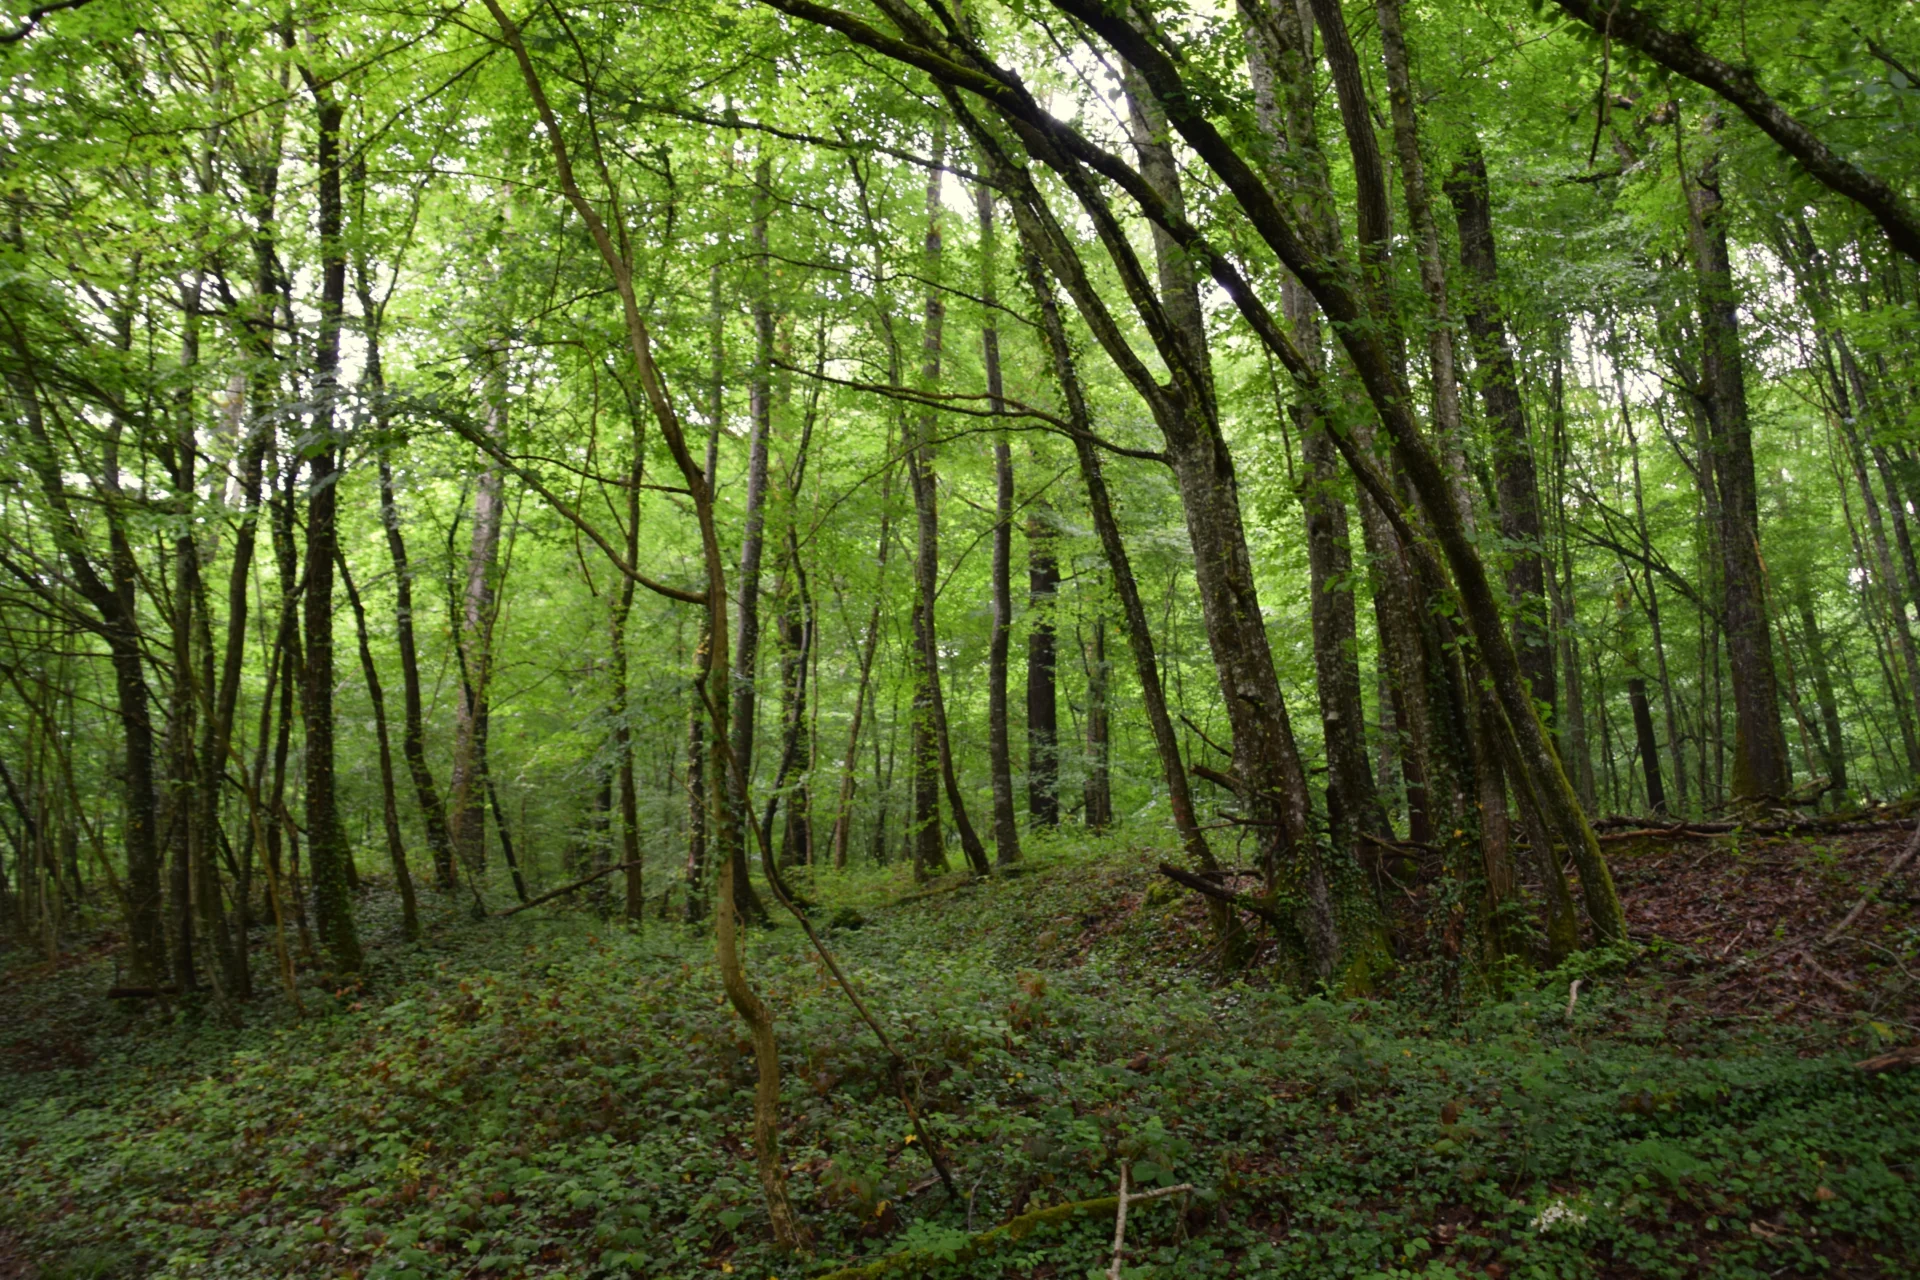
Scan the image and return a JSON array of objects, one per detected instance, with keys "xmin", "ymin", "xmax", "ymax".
[
  {"xmin": 1822, "ymin": 819, "xmax": 1920, "ymax": 945},
  {"xmin": 1158, "ymin": 862, "xmax": 1283, "ymax": 928},
  {"xmin": 1594, "ymin": 814, "xmax": 1917, "ymax": 839},
  {"xmin": 494, "ymin": 860, "xmax": 641, "ymax": 917},
  {"xmin": 1853, "ymin": 1044, "xmax": 1920, "ymax": 1074},
  {"xmin": 817, "ymin": 1183, "xmax": 1193, "ymax": 1280}
]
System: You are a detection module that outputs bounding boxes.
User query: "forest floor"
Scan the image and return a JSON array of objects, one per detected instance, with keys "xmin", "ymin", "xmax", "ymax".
[{"xmin": 1, "ymin": 823, "xmax": 1917, "ymax": 1280}]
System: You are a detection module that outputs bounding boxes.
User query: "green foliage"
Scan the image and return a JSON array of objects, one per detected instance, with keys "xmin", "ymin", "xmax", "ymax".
[{"xmin": 5, "ymin": 844, "xmax": 1917, "ymax": 1278}]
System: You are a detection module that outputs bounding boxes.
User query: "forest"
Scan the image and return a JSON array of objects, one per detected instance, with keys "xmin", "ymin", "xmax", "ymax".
[{"xmin": 2, "ymin": 0, "xmax": 1919, "ymax": 1275}]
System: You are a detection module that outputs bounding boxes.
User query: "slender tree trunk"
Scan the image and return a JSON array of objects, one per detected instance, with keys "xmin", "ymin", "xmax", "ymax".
[
  {"xmin": 908, "ymin": 116, "xmax": 990, "ymax": 875},
  {"xmin": 612, "ymin": 415, "xmax": 643, "ymax": 920},
  {"xmin": 338, "ymin": 551, "xmax": 420, "ymax": 939},
  {"xmin": 358, "ymin": 253, "xmax": 454, "ymax": 892},
  {"xmin": 728, "ymin": 154, "xmax": 777, "ymax": 913},
  {"xmin": 687, "ymin": 264, "xmax": 725, "ymax": 921},
  {"xmin": 1626, "ymin": 677, "xmax": 1667, "ymax": 814},
  {"xmin": 1124, "ymin": 68, "xmax": 1333, "ymax": 970},
  {"xmin": 1082, "ymin": 618, "xmax": 1112, "ymax": 831},
  {"xmin": 829, "ymin": 461, "xmax": 894, "ymax": 869},
  {"xmin": 978, "ymin": 180, "xmax": 1023, "ymax": 865}
]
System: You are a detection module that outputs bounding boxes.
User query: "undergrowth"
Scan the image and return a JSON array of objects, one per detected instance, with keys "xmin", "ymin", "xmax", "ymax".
[{"xmin": 2, "ymin": 835, "xmax": 1916, "ymax": 1279}]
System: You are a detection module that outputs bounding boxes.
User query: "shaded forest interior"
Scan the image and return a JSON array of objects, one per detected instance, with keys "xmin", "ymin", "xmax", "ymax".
[{"xmin": 2, "ymin": 0, "xmax": 1920, "ymax": 1275}]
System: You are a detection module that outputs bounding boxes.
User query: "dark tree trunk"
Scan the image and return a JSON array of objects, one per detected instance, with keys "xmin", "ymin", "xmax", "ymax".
[
  {"xmin": 728, "ymin": 155, "xmax": 776, "ymax": 915},
  {"xmin": 301, "ymin": 90, "xmax": 361, "ymax": 972},
  {"xmin": 687, "ymin": 263, "xmax": 725, "ymax": 922},
  {"xmin": 612, "ymin": 414, "xmax": 643, "ymax": 920},
  {"xmin": 1627, "ymin": 677, "xmax": 1668, "ymax": 815},
  {"xmin": 1025, "ymin": 498, "xmax": 1060, "ymax": 830}
]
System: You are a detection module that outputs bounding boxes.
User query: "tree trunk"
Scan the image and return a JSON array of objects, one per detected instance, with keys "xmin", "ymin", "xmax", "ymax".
[
  {"xmin": 1082, "ymin": 618, "xmax": 1112, "ymax": 831},
  {"xmin": 1627, "ymin": 677, "xmax": 1668, "ymax": 815},
  {"xmin": 1025, "ymin": 495, "xmax": 1060, "ymax": 830},
  {"xmin": 727, "ymin": 155, "xmax": 777, "ymax": 915},
  {"xmin": 1446, "ymin": 137, "xmax": 1557, "ymax": 718},
  {"xmin": 448, "ymin": 382, "xmax": 508, "ymax": 888},
  {"xmin": 687, "ymin": 264, "xmax": 725, "ymax": 921},
  {"xmin": 612, "ymin": 415, "xmax": 644, "ymax": 920},
  {"xmin": 1124, "ymin": 69, "xmax": 1333, "ymax": 972},
  {"xmin": 302, "ymin": 89, "xmax": 361, "ymax": 972},
  {"xmin": 908, "ymin": 115, "xmax": 990, "ymax": 875},
  {"xmin": 338, "ymin": 551, "xmax": 420, "ymax": 939},
  {"xmin": 1679, "ymin": 111, "xmax": 1791, "ymax": 800},
  {"xmin": 979, "ymin": 179, "xmax": 1023, "ymax": 865},
  {"xmin": 1795, "ymin": 583, "xmax": 1848, "ymax": 795},
  {"xmin": 1017, "ymin": 245, "xmax": 1216, "ymax": 872}
]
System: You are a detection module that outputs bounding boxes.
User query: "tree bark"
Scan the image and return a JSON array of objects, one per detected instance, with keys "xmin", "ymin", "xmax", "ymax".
[
  {"xmin": 729, "ymin": 154, "xmax": 777, "ymax": 914},
  {"xmin": 1795, "ymin": 583, "xmax": 1847, "ymax": 796},
  {"xmin": 1627, "ymin": 677, "xmax": 1668, "ymax": 815}
]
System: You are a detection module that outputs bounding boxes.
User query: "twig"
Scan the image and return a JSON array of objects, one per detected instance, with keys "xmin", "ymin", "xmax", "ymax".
[
  {"xmin": 1566, "ymin": 979, "xmax": 1583, "ymax": 1017},
  {"xmin": 1795, "ymin": 949, "xmax": 1859, "ymax": 995},
  {"xmin": 1108, "ymin": 1164, "xmax": 1131, "ymax": 1280}
]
